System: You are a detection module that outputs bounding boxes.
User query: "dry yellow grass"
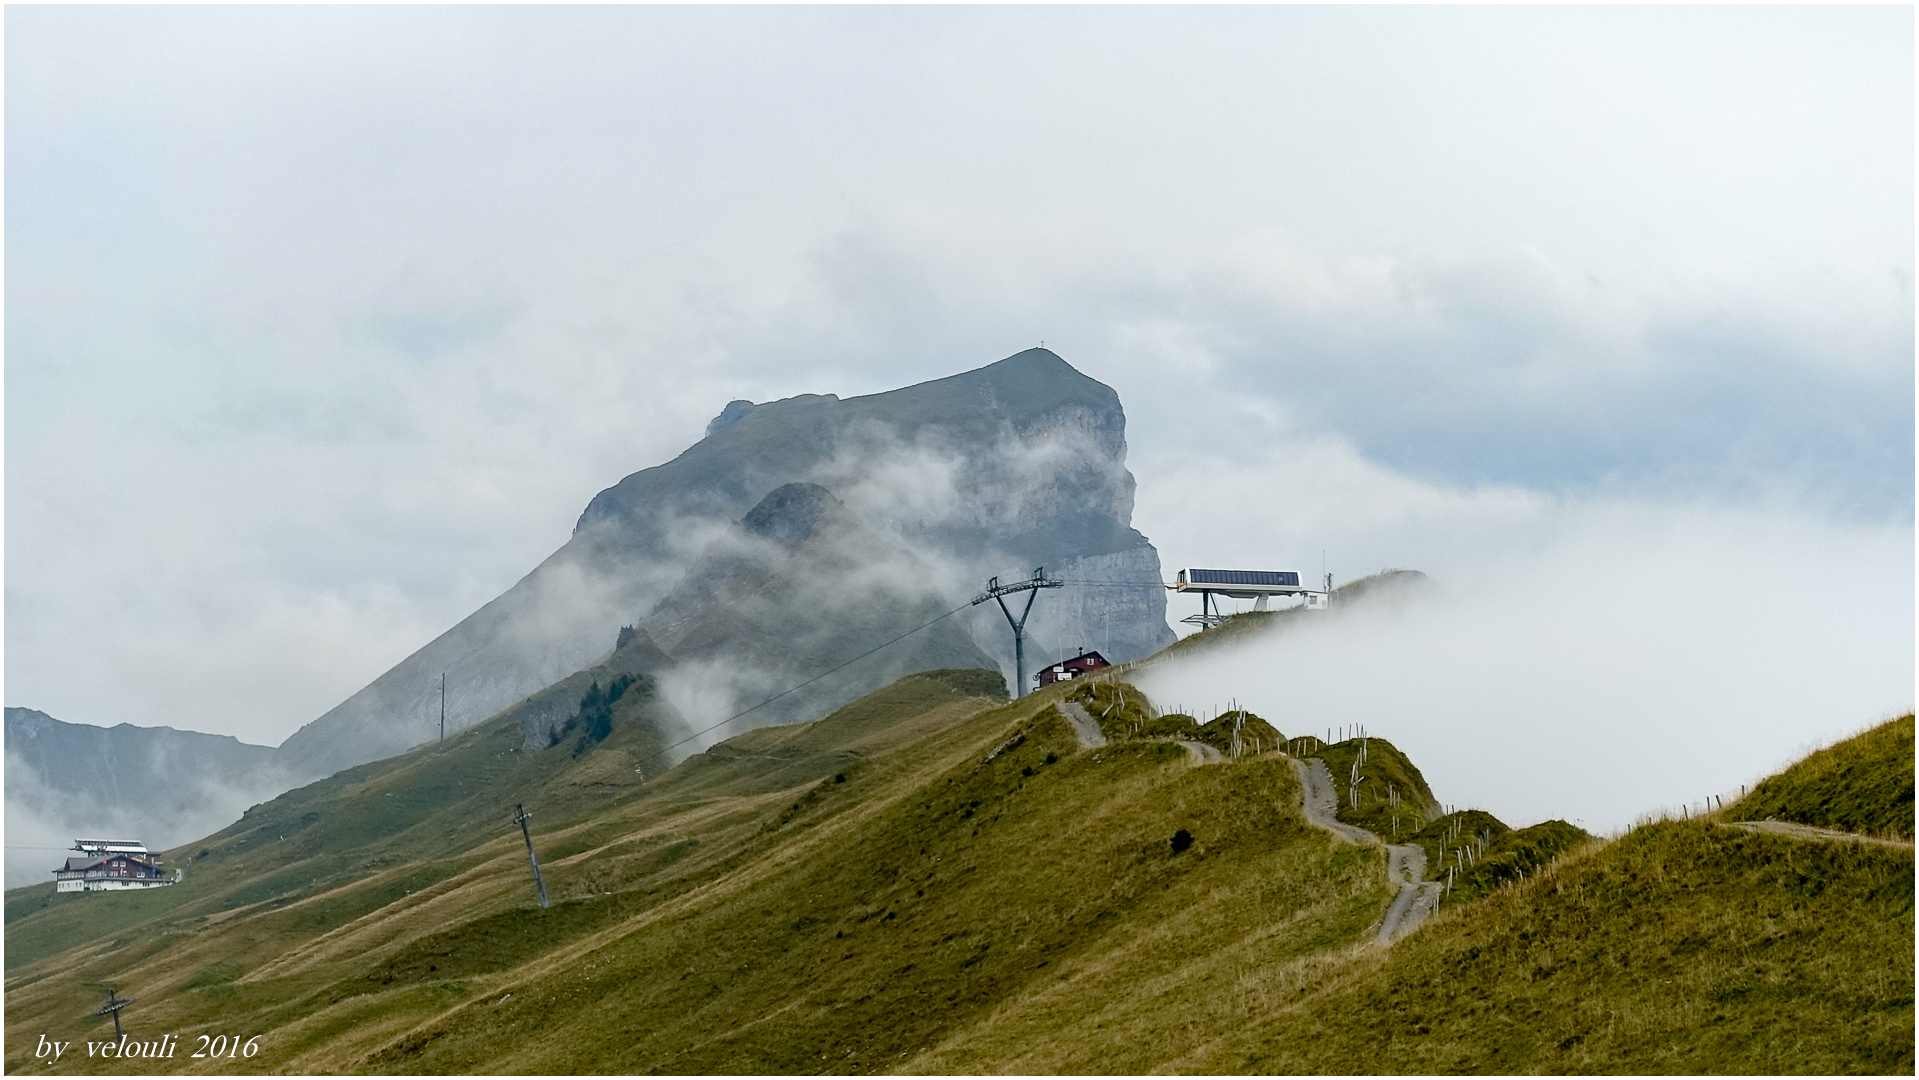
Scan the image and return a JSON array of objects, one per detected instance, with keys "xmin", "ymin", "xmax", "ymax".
[{"xmin": 5, "ymin": 672, "xmax": 1908, "ymax": 1074}]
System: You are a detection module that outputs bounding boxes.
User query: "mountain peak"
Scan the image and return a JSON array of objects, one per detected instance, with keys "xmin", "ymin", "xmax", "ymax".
[
  {"xmin": 274, "ymin": 347, "xmax": 1171, "ymax": 781},
  {"xmin": 705, "ymin": 399, "xmax": 758, "ymax": 437},
  {"xmin": 985, "ymin": 345, "xmax": 1071, "ymax": 373}
]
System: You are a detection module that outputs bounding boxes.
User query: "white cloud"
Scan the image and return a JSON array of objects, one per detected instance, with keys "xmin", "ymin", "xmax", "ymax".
[
  {"xmin": 4, "ymin": 748, "xmax": 296, "ymax": 889},
  {"xmin": 4, "ymin": 5, "xmax": 1909, "ymax": 749},
  {"xmin": 1135, "ymin": 486, "xmax": 1915, "ymax": 832}
]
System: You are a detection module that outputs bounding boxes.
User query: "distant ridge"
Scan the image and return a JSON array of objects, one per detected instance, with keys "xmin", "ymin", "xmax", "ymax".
[{"xmin": 3, "ymin": 707, "xmax": 288, "ymax": 889}]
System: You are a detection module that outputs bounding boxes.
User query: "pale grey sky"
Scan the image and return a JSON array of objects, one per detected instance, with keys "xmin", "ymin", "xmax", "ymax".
[{"xmin": 7, "ymin": 6, "xmax": 1912, "ymax": 824}]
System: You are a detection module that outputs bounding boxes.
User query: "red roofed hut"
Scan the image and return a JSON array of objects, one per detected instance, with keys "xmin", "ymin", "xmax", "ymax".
[{"xmin": 1035, "ymin": 650, "xmax": 1110, "ymax": 689}]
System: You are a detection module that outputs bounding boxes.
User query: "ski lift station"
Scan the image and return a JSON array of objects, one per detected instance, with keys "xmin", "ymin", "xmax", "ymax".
[
  {"xmin": 1172, "ymin": 568, "xmax": 1331, "ymax": 628},
  {"xmin": 53, "ymin": 840, "xmax": 175, "ymax": 893}
]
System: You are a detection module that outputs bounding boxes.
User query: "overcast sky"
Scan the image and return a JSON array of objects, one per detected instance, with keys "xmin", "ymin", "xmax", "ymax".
[{"xmin": 6, "ymin": 7, "xmax": 1912, "ymax": 824}]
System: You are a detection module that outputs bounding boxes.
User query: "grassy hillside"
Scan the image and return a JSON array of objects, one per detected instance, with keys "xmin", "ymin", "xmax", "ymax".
[
  {"xmin": 5, "ymin": 658, "xmax": 683, "ymax": 973},
  {"xmin": 1725, "ymin": 713, "xmax": 1914, "ymax": 838},
  {"xmin": 1429, "ymin": 818, "xmax": 1591, "ymax": 906},
  {"xmin": 5, "ymin": 668, "xmax": 1908, "ymax": 1074},
  {"xmin": 371, "ymin": 711, "xmax": 1375, "ymax": 1073},
  {"xmin": 4, "ymin": 671, "xmax": 1395, "ymax": 1074},
  {"xmin": 1195, "ymin": 819, "xmax": 1914, "ymax": 1074},
  {"xmin": 1315, "ymin": 735, "xmax": 1444, "ymax": 839},
  {"xmin": 926, "ymin": 714, "xmax": 1910, "ymax": 1074},
  {"xmin": 1066, "ymin": 680, "xmax": 1284, "ymax": 755}
]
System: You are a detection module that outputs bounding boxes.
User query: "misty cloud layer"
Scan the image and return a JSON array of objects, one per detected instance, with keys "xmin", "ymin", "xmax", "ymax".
[
  {"xmin": 541, "ymin": 408, "xmax": 1166, "ymax": 761},
  {"xmin": 7, "ymin": 0, "xmax": 1910, "ymax": 832},
  {"xmin": 4, "ymin": 742, "xmax": 295, "ymax": 890},
  {"xmin": 1135, "ymin": 500, "xmax": 1914, "ymax": 834}
]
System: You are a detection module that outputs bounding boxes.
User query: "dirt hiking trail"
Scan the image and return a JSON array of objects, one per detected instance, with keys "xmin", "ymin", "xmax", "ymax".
[
  {"xmin": 1175, "ymin": 738, "xmax": 1224, "ymax": 764},
  {"xmin": 1721, "ymin": 819, "xmax": 1914, "ymax": 849},
  {"xmin": 1056, "ymin": 702, "xmax": 1108, "ymax": 749},
  {"xmin": 1058, "ymin": 701, "xmax": 1218, "ymax": 763},
  {"xmin": 1291, "ymin": 756, "xmax": 1441, "ymax": 943}
]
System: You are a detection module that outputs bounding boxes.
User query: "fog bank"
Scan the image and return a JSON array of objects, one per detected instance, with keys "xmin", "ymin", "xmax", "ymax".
[{"xmin": 1133, "ymin": 501, "xmax": 1914, "ymax": 833}]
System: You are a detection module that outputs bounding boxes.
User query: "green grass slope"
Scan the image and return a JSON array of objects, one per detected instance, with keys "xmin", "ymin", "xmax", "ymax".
[
  {"xmin": 0, "ymin": 668, "xmax": 981, "ymax": 990},
  {"xmin": 4, "ymin": 659, "xmax": 682, "ymax": 973},
  {"xmin": 1314, "ymin": 735, "xmax": 1444, "ymax": 840},
  {"xmin": 1066, "ymin": 680, "xmax": 1284, "ymax": 756},
  {"xmin": 4, "ymin": 673, "xmax": 1393, "ymax": 1075},
  {"xmin": 1186, "ymin": 819, "xmax": 1914, "ymax": 1074},
  {"xmin": 383, "ymin": 706, "xmax": 1378, "ymax": 1074},
  {"xmin": 1438, "ymin": 818, "xmax": 1591, "ymax": 906},
  {"xmin": 1725, "ymin": 713, "xmax": 1915, "ymax": 839},
  {"xmin": 7, "ymin": 665, "xmax": 1907, "ymax": 1075}
]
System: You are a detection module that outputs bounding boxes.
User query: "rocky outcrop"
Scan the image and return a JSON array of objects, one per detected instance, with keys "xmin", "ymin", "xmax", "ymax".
[
  {"xmin": 274, "ymin": 349, "xmax": 1175, "ymax": 781},
  {"xmin": 511, "ymin": 630, "xmax": 675, "ymax": 751}
]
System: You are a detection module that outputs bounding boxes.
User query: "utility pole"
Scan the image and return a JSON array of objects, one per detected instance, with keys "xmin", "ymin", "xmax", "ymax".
[
  {"xmin": 94, "ymin": 987, "xmax": 134, "ymax": 1039},
  {"xmin": 439, "ymin": 673, "xmax": 446, "ymax": 752},
  {"xmin": 972, "ymin": 568, "xmax": 1063, "ymax": 699},
  {"xmin": 513, "ymin": 804, "xmax": 549, "ymax": 909}
]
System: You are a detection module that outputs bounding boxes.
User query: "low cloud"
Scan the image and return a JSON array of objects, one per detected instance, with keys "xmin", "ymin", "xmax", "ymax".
[
  {"xmin": 4, "ymin": 747, "xmax": 297, "ymax": 890},
  {"xmin": 1134, "ymin": 495, "xmax": 1914, "ymax": 834},
  {"xmin": 627, "ymin": 414, "xmax": 1163, "ymax": 754},
  {"xmin": 6, "ymin": 7, "xmax": 1907, "ymax": 750}
]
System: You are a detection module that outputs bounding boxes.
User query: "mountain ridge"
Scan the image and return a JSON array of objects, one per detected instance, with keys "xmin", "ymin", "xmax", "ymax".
[
  {"xmin": 274, "ymin": 348, "xmax": 1173, "ymax": 783},
  {"xmin": 2, "ymin": 707, "xmax": 288, "ymax": 890}
]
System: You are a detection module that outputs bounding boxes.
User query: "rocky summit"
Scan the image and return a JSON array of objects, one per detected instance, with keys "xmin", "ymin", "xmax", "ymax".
[{"xmin": 274, "ymin": 349, "xmax": 1175, "ymax": 782}]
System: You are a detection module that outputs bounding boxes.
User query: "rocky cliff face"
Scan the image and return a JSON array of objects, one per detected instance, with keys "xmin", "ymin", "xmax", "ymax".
[
  {"xmin": 3, "ymin": 708, "xmax": 289, "ymax": 889},
  {"xmin": 274, "ymin": 349, "xmax": 1174, "ymax": 780}
]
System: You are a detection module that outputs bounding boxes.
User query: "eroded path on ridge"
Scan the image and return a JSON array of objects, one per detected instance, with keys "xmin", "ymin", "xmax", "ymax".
[
  {"xmin": 1720, "ymin": 819, "xmax": 1915, "ymax": 849},
  {"xmin": 1292, "ymin": 758, "xmax": 1376, "ymax": 844},
  {"xmin": 1057, "ymin": 702, "xmax": 1220, "ymax": 763},
  {"xmin": 1291, "ymin": 757, "xmax": 1440, "ymax": 943},
  {"xmin": 1056, "ymin": 702, "xmax": 1107, "ymax": 749},
  {"xmin": 1062, "ymin": 706, "xmax": 1442, "ymax": 939},
  {"xmin": 1174, "ymin": 738, "xmax": 1224, "ymax": 764},
  {"xmin": 1378, "ymin": 844, "xmax": 1443, "ymax": 943}
]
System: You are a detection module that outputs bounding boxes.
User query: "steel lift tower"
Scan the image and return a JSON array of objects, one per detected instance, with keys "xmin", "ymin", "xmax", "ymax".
[{"xmin": 973, "ymin": 568, "xmax": 1063, "ymax": 699}]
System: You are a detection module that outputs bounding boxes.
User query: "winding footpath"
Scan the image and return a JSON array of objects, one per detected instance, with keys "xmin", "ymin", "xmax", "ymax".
[
  {"xmin": 1057, "ymin": 702, "xmax": 1221, "ymax": 763},
  {"xmin": 1719, "ymin": 819, "xmax": 1914, "ymax": 849},
  {"xmin": 1378, "ymin": 845, "xmax": 1444, "ymax": 944},
  {"xmin": 1056, "ymin": 702, "xmax": 1108, "ymax": 749},
  {"xmin": 1291, "ymin": 757, "xmax": 1376, "ymax": 844},
  {"xmin": 1174, "ymin": 738, "xmax": 1224, "ymax": 765},
  {"xmin": 1291, "ymin": 757, "xmax": 1442, "ymax": 944},
  {"xmin": 1059, "ymin": 704, "xmax": 1442, "ymax": 940}
]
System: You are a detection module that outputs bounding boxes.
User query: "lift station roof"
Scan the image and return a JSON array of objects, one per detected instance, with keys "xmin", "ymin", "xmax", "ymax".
[
  {"xmin": 73, "ymin": 839, "xmax": 150, "ymax": 855},
  {"xmin": 1173, "ymin": 569, "xmax": 1304, "ymax": 595}
]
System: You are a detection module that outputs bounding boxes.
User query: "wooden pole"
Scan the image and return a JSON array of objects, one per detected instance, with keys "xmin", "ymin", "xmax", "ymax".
[
  {"xmin": 94, "ymin": 987, "xmax": 134, "ymax": 1039},
  {"xmin": 514, "ymin": 805, "xmax": 549, "ymax": 909}
]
